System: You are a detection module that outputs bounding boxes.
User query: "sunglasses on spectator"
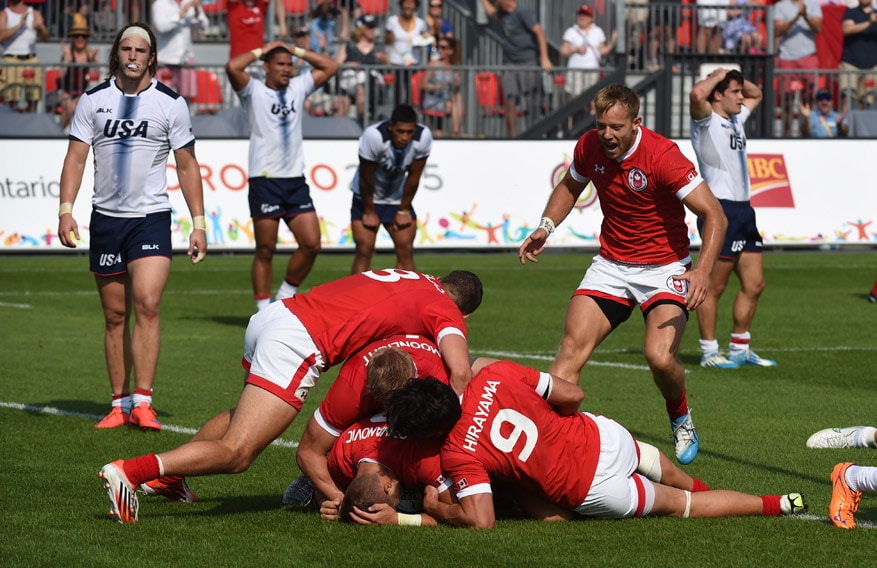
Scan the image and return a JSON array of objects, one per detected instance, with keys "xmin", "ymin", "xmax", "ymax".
[
  {"xmin": 71, "ymin": 34, "xmax": 88, "ymax": 39},
  {"xmin": 438, "ymin": 43, "xmax": 451, "ymax": 49},
  {"xmin": 816, "ymin": 94, "xmax": 832, "ymax": 102}
]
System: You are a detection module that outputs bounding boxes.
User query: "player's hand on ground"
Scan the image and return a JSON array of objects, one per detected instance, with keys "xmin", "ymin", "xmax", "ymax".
[
  {"xmin": 319, "ymin": 498, "xmax": 341, "ymax": 521},
  {"xmin": 350, "ymin": 503, "xmax": 397, "ymax": 526},
  {"xmin": 518, "ymin": 229, "xmax": 548, "ymax": 265}
]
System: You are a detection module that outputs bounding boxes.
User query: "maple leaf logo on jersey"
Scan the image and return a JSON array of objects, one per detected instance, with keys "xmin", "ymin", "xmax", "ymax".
[{"xmin": 627, "ymin": 168, "xmax": 648, "ymax": 192}]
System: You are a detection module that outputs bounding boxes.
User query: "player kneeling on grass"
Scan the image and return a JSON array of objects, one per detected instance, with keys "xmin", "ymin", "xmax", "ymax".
[{"xmin": 381, "ymin": 361, "xmax": 808, "ymax": 528}]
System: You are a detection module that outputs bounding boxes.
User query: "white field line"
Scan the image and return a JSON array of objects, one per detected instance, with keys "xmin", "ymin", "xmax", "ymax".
[
  {"xmin": 0, "ymin": 301, "xmax": 31, "ymax": 308},
  {"xmin": 0, "ymin": 401, "xmax": 298, "ymax": 448}
]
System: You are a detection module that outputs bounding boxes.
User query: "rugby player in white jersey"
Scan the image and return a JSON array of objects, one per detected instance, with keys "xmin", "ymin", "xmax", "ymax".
[{"xmin": 57, "ymin": 22, "xmax": 208, "ymax": 432}]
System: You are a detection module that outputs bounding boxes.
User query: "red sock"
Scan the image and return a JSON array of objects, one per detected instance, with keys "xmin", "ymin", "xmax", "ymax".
[
  {"xmin": 872, "ymin": 280, "xmax": 877, "ymax": 296},
  {"xmin": 691, "ymin": 478, "xmax": 711, "ymax": 492},
  {"xmin": 122, "ymin": 454, "xmax": 161, "ymax": 486},
  {"xmin": 665, "ymin": 390, "xmax": 689, "ymax": 422},
  {"xmin": 760, "ymin": 495, "xmax": 781, "ymax": 516}
]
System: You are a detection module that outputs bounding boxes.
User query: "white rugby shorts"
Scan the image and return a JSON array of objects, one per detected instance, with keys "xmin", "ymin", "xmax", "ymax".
[
  {"xmin": 242, "ymin": 301, "xmax": 325, "ymax": 411},
  {"xmin": 575, "ymin": 254, "xmax": 691, "ymax": 312},
  {"xmin": 574, "ymin": 413, "xmax": 656, "ymax": 518}
]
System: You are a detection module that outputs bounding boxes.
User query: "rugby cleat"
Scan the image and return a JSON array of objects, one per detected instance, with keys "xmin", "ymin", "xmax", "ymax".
[
  {"xmin": 727, "ymin": 349, "xmax": 776, "ymax": 367},
  {"xmin": 95, "ymin": 407, "xmax": 130, "ymax": 429},
  {"xmin": 140, "ymin": 476, "xmax": 197, "ymax": 502},
  {"xmin": 806, "ymin": 427, "xmax": 864, "ymax": 449},
  {"xmin": 130, "ymin": 402, "xmax": 161, "ymax": 431},
  {"xmin": 282, "ymin": 474, "xmax": 315, "ymax": 507},
  {"xmin": 700, "ymin": 352, "xmax": 739, "ymax": 369},
  {"xmin": 671, "ymin": 410, "xmax": 699, "ymax": 465},
  {"xmin": 99, "ymin": 461, "xmax": 139, "ymax": 524},
  {"xmin": 830, "ymin": 462, "xmax": 861, "ymax": 529}
]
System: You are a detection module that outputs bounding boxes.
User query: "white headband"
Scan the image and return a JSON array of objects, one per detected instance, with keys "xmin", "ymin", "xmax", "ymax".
[{"xmin": 120, "ymin": 26, "xmax": 151, "ymax": 46}]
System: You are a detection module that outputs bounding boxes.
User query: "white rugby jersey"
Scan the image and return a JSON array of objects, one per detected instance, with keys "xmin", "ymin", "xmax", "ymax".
[
  {"xmin": 70, "ymin": 78, "xmax": 195, "ymax": 218},
  {"xmin": 237, "ymin": 72, "xmax": 314, "ymax": 179},
  {"xmin": 690, "ymin": 105, "xmax": 752, "ymax": 202},
  {"xmin": 351, "ymin": 121, "xmax": 432, "ymax": 204}
]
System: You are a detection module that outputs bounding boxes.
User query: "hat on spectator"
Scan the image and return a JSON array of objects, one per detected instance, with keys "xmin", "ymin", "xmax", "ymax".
[
  {"xmin": 293, "ymin": 26, "xmax": 310, "ymax": 37},
  {"xmin": 68, "ymin": 22, "xmax": 91, "ymax": 37},
  {"xmin": 815, "ymin": 89, "xmax": 832, "ymax": 101},
  {"xmin": 356, "ymin": 15, "xmax": 378, "ymax": 29},
  {"xmin": 577, "ymin": 5, "xmax": 594, "ymax": 17}
]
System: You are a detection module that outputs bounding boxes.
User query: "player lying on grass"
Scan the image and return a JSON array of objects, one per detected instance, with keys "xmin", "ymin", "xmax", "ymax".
[
  {"xmin": 381, "ymin": 360, "xmax": 809, "ymax": 528},
  {"xmin": 284, "ymin": 342, "xmax": 497, "ymax": 510},
  {"xmin": 97, "ymin": 269, "xmax": 482, "ymax": 523}
]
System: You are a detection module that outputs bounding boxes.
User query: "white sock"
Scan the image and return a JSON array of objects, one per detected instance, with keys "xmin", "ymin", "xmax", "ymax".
[
  {"xmin": 275, "ymin": 280, "xmax": 298, "ymax": 300},
  {"xmin": 132, "ymin": 391, "xmax": 152, "ymax": 407},
  {"xmin": 857, "ymin": 426, "xmax": 877, "ymax": 448},
  {"xmin": 845, "ymin": 465, "xmax": 877, "ymax": 493},
  {"xmin": 112, "ymin": 395, "xmax": 132, "ymax": 413},
  {"xmin": 699, "ymin": 339, "xmax": 719, "ymax": 356},
  {"xmin": 728, "ymin": 332, "xmax": 750, "ymax": 355},
  {"xmin": 255, "ymin": 297, "xmax": 271, "ymax": 312}
]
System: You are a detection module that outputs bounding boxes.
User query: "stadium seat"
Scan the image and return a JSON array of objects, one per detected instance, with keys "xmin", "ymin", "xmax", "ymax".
[
  {"xmin": 190, "ymin": 70, "xmax": 223, "ymax": 114},
  {"xmin": 358, "ymin": 0, "xmax": 389, "ymax": 16},
  {"xmin": 474, "ymin": 71, "xmax": 504, "ymax": 117},
  {"xmin": 201, "ymin": 0, "xmax": 227, "ymax": 14},
  {"xmin": 409, "ymin": 70, "xmax": 445, "ymax": 118}
]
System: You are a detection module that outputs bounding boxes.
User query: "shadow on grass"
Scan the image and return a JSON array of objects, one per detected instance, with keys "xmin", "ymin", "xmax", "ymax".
[{"xmin": 206, "ymin": 315, "xmax": 251, "ymax": 327}]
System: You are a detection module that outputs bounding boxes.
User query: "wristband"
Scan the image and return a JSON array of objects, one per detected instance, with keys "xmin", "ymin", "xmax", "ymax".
[
  {"xmin": 293, "ymin": 47, "xmax": 306, "ymax": 58},
  {"xmin": 397, "ymin": 513, "xmax": 422, "ymax": 526},
  {"xmin": 538, "ymin": 216, "xmax": 555, "ymax": 237},
  {"xmin": 192, "ymin": 215, "xmax": 207, "ymax": 231},
  {"xmin": 397, "ymin": 209, "xmax": 411, "ymax": 215},
  {"xmin": 251, "ymin": 48, "xmax": 263, "ymax": 60},
  {"xmin": 58, "ymin": 202, "xmax": 74, "ymax": 217}
]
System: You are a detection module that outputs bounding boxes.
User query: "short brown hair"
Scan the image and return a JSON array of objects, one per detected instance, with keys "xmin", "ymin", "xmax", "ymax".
[
  {"xmin": 594, "ymin": 83, "xmax": 641, "ymax": 120},
  {"xmin": 365, "ymin": 347, "xmax": 416, "ymax": 405},
  {"xmin": 339, "ymin": 473, "xmax": 392, "ymax": 523}
]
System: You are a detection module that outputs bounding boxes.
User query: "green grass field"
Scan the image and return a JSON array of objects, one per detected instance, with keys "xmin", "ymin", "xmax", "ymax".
[{"xmin": 1, "ymin": 250, "xmax": 875, "ymax": 566}]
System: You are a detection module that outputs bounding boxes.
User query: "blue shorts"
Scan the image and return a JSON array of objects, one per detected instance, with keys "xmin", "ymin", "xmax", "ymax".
[
  {"xmin": 89, "ymin": 210, "xmax": 172, "ymax": 276},
  {"xmin": 248, "ymin": 177, "xmax": 315, "ymax": 220},
  {"xmin": 350, "ymin": 195, "xmax": 417, "ymax": 224},
  {"xmin": 697, "ymin": 199, "xmax": 763, "ymax": 259}
]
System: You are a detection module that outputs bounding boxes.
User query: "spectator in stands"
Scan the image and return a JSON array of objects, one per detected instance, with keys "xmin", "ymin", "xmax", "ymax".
[
  {"xmin": 421, "ymin": 36, "xmax": 462, "ymax": 137},
  {"xmin": 696, "ymin": 0, "xmax": 728, "ymax": 54},
  {"xmin": 646, "ymin": 0, "xmax": 679, "ymax": 71},
  {"xmin": 560, "ymin": 5, "xmax": 617, "ymax": 100},
  {"xmin": 723, "ymin": 0, "xmax": 763, "ymax": 54},
  {"xmin": 336, "ymin": 14, "xmax": 389, "ymax": 120},
  {"xmin": 151, "ymin": 0, "xmax": 210, "ymax": 100},
  {"xmin": 839, "ymin": 0, "xmax": 877, "ymax": 110},
  {"xmin": 60, "ymin": 1, "xmax": 91, "ymax": 39},
  {"xmin": 227, "ymin": 0, "xmax": 287, "ymax": 59},
  {"xmin": 425, "ymin": 0, "xmax": 453, "ymax": 62},
  {"xmin": 774, "ymin": 0, "xmax": 823, "ymax": 137},
  {"xmin": 92, "ymin": 0, "xmax": 117, "ymax": 39},
  {"xmin": 479, "ymin": 0, "xmax": 553, "ymax": 138},
  {"xmin": 799, "ymin": 88, "xmax": 848, "ymax": 137},
  {"xmin": 0, "ymin": 0, "xmax": 49, "ymax": 112},
  {"xmin": 309, "ymin": 0, "xmax": 340, "ymax": 58},
  {"xmin": 386, "ymin": 0, "xmax": 431, "ymax": 108},
  {"xmin": 59, "ymin": 20, "xmax": 100, "ymax": 131},
  {"xmin": 293, "ymin": 25, "xmax": 349, "ymax": 117},
  {"xmin": 386, "ymin": 0, "xmax": 431, "ymax": 67}
]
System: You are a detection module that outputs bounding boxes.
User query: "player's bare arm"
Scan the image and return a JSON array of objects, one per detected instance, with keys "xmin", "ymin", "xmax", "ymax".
[
  {"xmin": 358, "ymin": 159, "xmax": 380, "ymax": 230},
  {"xmin": 394, "ymin": 158, "xmax": 427, "ymax": 230},
  {"xmin": 439, "ymin": 333, "xmax": 473, "ymax": 395},
  {"xmin": 545, "ymin": 375, "xmax": 585, "ymax": 415},
  {"xmin": 304, "ymin": 49, "xmax": 340, "ymax": 90},
  {"xmin": 689, "ymin": 68, "xmax": 727, "ymax": 120},
  {"xmin": 519, "ymin": 170, "xmax": 588, "ymax": 265},
  {"xmin": 174, "ymin": 145, "xmax": 208, "ymax": 263},
  {"xmin": 296, "ymin": 419, "xmax": 345, "ymax": 503},
  {"xmin": 741, "ymin": 78, "xmax": 763, "ymax": 112},
  {"xmin": 57, "ymin": 140, "xmax": 90, "ymax": 248},
  {"xmin": 676, "ymin": 182, "xmax": 728, "ymax": 310}
]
